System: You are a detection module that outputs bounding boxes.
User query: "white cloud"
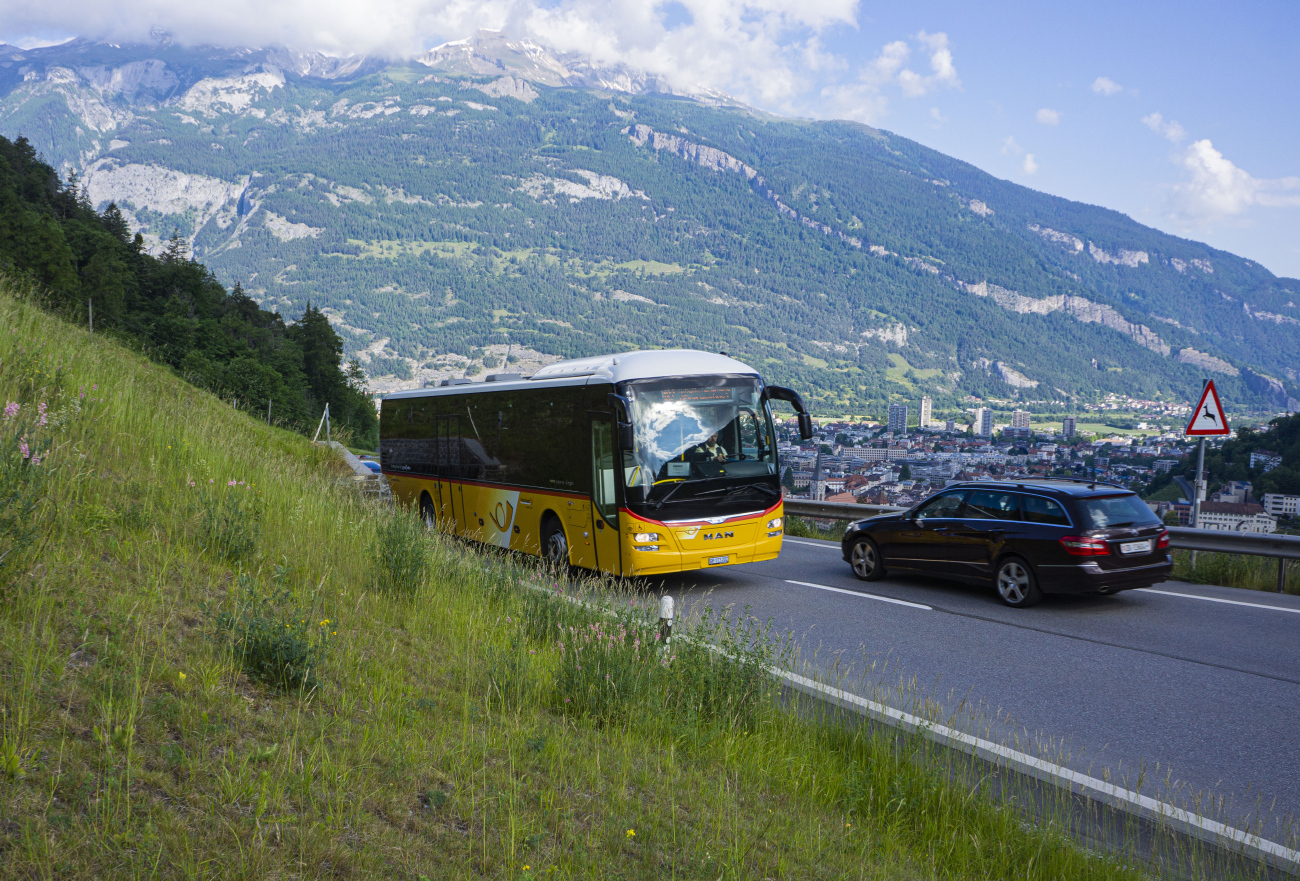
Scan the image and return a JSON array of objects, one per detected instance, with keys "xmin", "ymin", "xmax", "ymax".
[
  {"xmin": 0, "ymin": 0, "xmax": 873, "ymax": 111},
  {"xmin": 1001, "ymin": 135, "xmax": 1022, "ymax": 155},
  {"xmin": 1035, "ymin": 107, "xmax": 1060, "ymax": 125},
  {"xmin": 1169, "ymin": 139, "xmax": 1300, "ymax": 226},
  {"xmin": 1142, "ymin": 111, "xmax": 1187, "ymax": 143},
  {"xmin": 1021, "ymin": 153, "xmax": 1039, "ymax": 175},
  {"xmin": 929, "ymin": 106, "xmax": 946, "ymax": 123},
  {"xmin": 1092, "ymin": 76, "xmax": 1122, "ymax": 96},
  {"xmin": 820, "ymin": 30, "xmax": 961, "ymax": 123}
]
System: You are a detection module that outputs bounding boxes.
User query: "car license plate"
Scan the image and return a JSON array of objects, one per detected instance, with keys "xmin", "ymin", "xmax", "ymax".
[
  {"xmin": 708, "ymin": 555, "xmax": 729, "ymax": 566},
  {"xmin": 1119, "ymin": 540, "xmax": 1152, "ymax": 555}
]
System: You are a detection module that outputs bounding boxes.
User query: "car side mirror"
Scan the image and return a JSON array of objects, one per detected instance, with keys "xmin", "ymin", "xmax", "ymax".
[
  {"xmin": 797, "ymin": 412, "xmax": 814, "ymax": 441},
  {"xmin": 617, "ymin": 421, "xmax": 634, "ymax": 450}
]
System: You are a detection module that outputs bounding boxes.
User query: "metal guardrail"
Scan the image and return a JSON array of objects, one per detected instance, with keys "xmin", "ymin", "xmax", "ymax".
[{"xmin": 782, "ymin": 498, "xmax": 1299, "ymax": 592}]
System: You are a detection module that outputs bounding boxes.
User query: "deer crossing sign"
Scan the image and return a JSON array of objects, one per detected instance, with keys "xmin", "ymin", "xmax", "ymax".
[{"xmin": 1185, "ymin": 380, "xmax": 1231, "ymax": 437}]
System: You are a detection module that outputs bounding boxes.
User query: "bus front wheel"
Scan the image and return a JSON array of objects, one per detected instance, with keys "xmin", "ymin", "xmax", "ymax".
[{"xmin": 542, "ymin": 517, "xmax": 569, "ymax": 567}]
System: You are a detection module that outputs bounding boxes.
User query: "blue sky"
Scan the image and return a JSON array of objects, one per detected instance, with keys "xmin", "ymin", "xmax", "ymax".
[
  {"xmin": 4, "ymin": 0, "xmax": 1297, "ymax": 276},
  {"xmin": 815, "ymin": 1, "xmax": 1300, "ymax": 278}
]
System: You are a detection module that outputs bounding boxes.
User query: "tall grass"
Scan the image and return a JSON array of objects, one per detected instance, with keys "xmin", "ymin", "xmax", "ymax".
[
  {"xmin": 0, "ymin": 280, "xmax": 1275, "ymax": 879},
  {"xmin": 1172, "ymin": 549, "xmax": 1298, "ymax": 594}
]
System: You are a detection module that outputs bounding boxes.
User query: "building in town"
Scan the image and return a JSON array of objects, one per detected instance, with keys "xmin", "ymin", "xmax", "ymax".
[
  {"xmin": 888, "ymin": 403, "xmax": 909, "ymax": 435},
  {"xmin": 975, "ymin": 407, "xmax": 993, "ymax": 437},
  {"xmin": 920, "ymin": 396, "xmax": 932, "ymax": 429},
  {"xmin": 1062, "ymin": 416, "xmax": 1077, "ymax": 438},
  {"xmin": 1196, "ymin": 502, "xmax": 1277, "ymax": 533},
  {"xmin": 1012, "ymin": 409, "xmax": 1030, "ymax": 429},
  {"xmin": 1251, "ymin": 450, "xmax": 1283, "ymax": 473},
  {"xmin": 1263, "ymin": 493, "xmax": 1300, "ymax": 518}
]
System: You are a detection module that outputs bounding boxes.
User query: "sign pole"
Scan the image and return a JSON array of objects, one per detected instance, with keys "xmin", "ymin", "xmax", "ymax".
[{"xmin": 1192, "ymin": 437, "xmax": 1206, "ymax": 529}]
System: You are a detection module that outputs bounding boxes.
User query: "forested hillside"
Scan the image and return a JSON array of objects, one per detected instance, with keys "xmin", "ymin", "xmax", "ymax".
[
  {"xmin": 3, "ymin": 36, "xmax": 1298, "ymax": 414},
  {"xmin": 0, "ymin": 133, "xmax": 376, "ymax": 444}
]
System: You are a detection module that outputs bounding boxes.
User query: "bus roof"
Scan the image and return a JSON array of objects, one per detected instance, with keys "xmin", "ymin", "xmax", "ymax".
[{"xmin": 383, "ymin": 349, "xmax": 760, "ymax": 401}]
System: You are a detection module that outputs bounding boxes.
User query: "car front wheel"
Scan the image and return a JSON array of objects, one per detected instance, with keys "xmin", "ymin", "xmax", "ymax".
[
  {"xmin": 995, "ymin": 557, "xmax": 1042, "ymax": 608},
  {"xmin": 849, "ymin": 537, "xmax": 886, "ymax": 582}
]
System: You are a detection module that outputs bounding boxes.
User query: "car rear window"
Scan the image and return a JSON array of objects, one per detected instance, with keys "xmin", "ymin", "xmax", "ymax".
[
  {"xmin": 966, "ymin": 490, "xmax": 1020, "ymax": 521},
  {"xmin": 1020, "ymin": 495, "xmax": 1070, "ymax": 526},
  {"xmin": 1077, "ymin": 494, "xmax": 1161, "ymax": 529}
]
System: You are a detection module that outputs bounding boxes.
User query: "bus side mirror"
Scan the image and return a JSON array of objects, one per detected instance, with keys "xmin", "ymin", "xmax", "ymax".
[
  {"xmin": 607, "ymin": 392, "xmax": 635, "ymax": 449},
  {"xmin": 765, "ymin": 385, "xmax": 815, "ymax": 441}
]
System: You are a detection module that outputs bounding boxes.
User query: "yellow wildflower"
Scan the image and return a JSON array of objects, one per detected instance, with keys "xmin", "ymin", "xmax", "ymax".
[{"xmin": 626, "ymin": 829, "xmax": 635, "ymax": 839}]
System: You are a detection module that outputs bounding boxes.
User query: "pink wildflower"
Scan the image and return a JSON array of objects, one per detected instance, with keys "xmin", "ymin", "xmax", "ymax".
[
  {"xmin": 3, "ymin": 402, "xmax": 17, "ymax": 419},
  {"xmin": 30, "ymin": 456, "xmax": 41, "ymax": 466},
  {"xmin": 228, "ymin": 479, "xmax": 237, "ymax": 487},
  {"xmin": 209, "ymin": 478, "xmax": 214, "ymax": 484},
  {"xmin": 92, "ymin": 384, "xmax": 97, "ymax": 390},
  {"xmin": 19, "ymin": 438, "xmax": 29, "ymax": 459}
]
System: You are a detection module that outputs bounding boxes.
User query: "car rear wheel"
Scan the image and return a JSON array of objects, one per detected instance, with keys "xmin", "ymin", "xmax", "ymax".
[
  {"xmin": 849, "ymin": 537, "xmax": 886, "ymax": 582},
  {"xmin": 995, "ymin": 557, "xmax": 1042, "ymax": 608}
]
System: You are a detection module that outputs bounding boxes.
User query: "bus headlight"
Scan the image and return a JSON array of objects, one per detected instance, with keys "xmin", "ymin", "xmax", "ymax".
[
  {"xmin": 634, "ymin": 545, "xmax": 660, "ymax": 552},
  {"xmin": 634, "ymin": 532, "xmax": 660, "ymax": 542},
  {"xmin": 767, "ymin": 518, "xmax": 782, "ymax": 530}
]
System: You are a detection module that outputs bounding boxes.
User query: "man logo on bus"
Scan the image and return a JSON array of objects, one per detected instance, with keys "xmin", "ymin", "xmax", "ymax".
[{"xmin": 703, "ymin": 531, "xmax": 734, "ymax": 540}]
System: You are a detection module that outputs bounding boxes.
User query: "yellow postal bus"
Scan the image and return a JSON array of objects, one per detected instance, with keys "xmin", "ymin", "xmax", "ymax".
[{"xmin": 379, "ymin": 349, "xmax": 814, "ymax": 576}]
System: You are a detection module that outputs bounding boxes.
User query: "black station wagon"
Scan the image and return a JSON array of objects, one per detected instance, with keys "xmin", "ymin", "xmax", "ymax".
[{"xmin": 840, "ymin": 479, "xmax": 1172, "ymax": 607}]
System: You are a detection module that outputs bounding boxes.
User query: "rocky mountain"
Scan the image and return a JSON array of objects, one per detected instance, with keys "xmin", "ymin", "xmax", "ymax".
[{"xmin": 3, "ymin": 35, "xmax": 1298, "ymax": 414}]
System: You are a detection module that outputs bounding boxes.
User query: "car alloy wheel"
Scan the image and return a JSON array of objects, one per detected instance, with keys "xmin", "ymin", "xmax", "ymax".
[
  {"xmin": 996, "ymin": 557, "xmax": 1042, "ymax": 608},
  {"xmin": 849, "ymin": 538, "xmax": 885, "ymax": 581}
]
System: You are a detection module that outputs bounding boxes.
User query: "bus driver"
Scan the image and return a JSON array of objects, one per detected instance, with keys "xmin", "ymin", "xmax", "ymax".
[{"xmin": 696, "ymin": 434, "xmax": 728, "ymax": 462}]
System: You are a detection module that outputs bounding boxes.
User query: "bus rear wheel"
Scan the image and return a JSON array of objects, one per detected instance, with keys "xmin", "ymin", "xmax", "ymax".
[
  {"xmin": 419, "ymin": 494, "xmax": 438, "ymax": 531},
  {"xmin": 542, "ymin": 517, "xmax": 569, "ymax": 567}
]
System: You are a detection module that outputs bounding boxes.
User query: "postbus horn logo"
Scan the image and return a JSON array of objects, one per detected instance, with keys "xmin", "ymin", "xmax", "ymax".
[{"xmin": 489, "ymin": 501, "xmax": 514, "ymax": 532}]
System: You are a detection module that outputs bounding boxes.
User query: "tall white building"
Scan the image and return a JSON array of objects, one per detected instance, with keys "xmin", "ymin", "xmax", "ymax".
[
  {"xmin": 888, "ymin": 403, "xmax": 909, "ymax": 435},
  {"xmin": 1012, "ymin": 409, "xmax": 1030, "ymax": 429},
  {"xmin": 1263, "ymin": 493, "xmax": 1300, "ymax": 518},
  {"xmin": 919, "ymin": 396, "xmax": 932, "ymax": 429},
  {"xmin": 975, "ymin": 407, "xmax": 993, "ymax": 437},
  {"xmin": 1062, "ymin": 416, "xmax": 1077, "ymax": 438}
]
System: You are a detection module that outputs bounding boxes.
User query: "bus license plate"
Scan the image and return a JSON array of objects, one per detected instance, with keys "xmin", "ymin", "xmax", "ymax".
[
  {"xmin": 708, "ymin": 555, "xmax": 729, "ymax": 566},
  {"xmin": 1119, "ymin": 540, "xmax": 1152, "ymax": 555}
]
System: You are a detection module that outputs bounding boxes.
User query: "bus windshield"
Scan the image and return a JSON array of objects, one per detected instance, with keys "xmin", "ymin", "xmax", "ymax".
[{"xmin": 622, "ymin": 376, "xmax": 777, "ymax": 503}]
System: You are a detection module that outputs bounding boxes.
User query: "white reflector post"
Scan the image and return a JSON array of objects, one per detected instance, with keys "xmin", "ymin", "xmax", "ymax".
[{"xmin": 659, "ymin": 595, "xmax": 675, "ymax": 646}]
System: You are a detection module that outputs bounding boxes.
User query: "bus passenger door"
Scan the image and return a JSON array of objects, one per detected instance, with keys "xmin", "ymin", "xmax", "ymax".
[{"xmin": 590, "ymin": 415, "xmax": 623, "ymax": 575}]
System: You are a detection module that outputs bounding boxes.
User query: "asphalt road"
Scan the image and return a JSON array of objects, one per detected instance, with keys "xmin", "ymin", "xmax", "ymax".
[{"xmin": 641, "ymin": 536, "xmax": 1300, "ymax": 842}]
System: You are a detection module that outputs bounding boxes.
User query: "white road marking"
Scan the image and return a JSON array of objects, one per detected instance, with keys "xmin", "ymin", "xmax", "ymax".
[
  {"xmin": 785, "ymin": 579, "xmax": 932, "ymax": 611},
  {"xmin": 1135, "ymin": 588, "xmax": 1300, "ymax": 615},
  {"xmin": 785, "ymin": 538, "xmax": 839, "ymax": 548}
]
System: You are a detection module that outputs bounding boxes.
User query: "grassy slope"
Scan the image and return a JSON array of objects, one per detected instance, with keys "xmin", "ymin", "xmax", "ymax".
[{"xmin": 0, "ymin": 284, "xmax": 1148, "ymax": 879}]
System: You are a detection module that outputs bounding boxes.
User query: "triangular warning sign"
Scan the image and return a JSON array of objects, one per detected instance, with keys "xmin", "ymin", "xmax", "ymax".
[{"xmin": 1185, "ymin": 381, "xmax": 1230, "ymax": 436}]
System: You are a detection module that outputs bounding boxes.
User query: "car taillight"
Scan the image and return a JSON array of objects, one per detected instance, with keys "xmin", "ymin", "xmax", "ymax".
[
  {"xmin": 1060, "ymin": 536, "xmax": 1110, "ymax": 556},
  {"xmin": 1156, "ymin": 529, "xmax": 1170, "ymax": 549}
]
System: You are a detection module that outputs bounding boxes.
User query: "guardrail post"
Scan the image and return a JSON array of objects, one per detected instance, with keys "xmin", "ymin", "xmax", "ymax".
[
  {"xmin": 659, "ymin": 595, "xmax": 674, "ymax": 647},
  {"xmin": 1280, "ymin": 559, "xmax": 1288, "ymax": 594}
]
